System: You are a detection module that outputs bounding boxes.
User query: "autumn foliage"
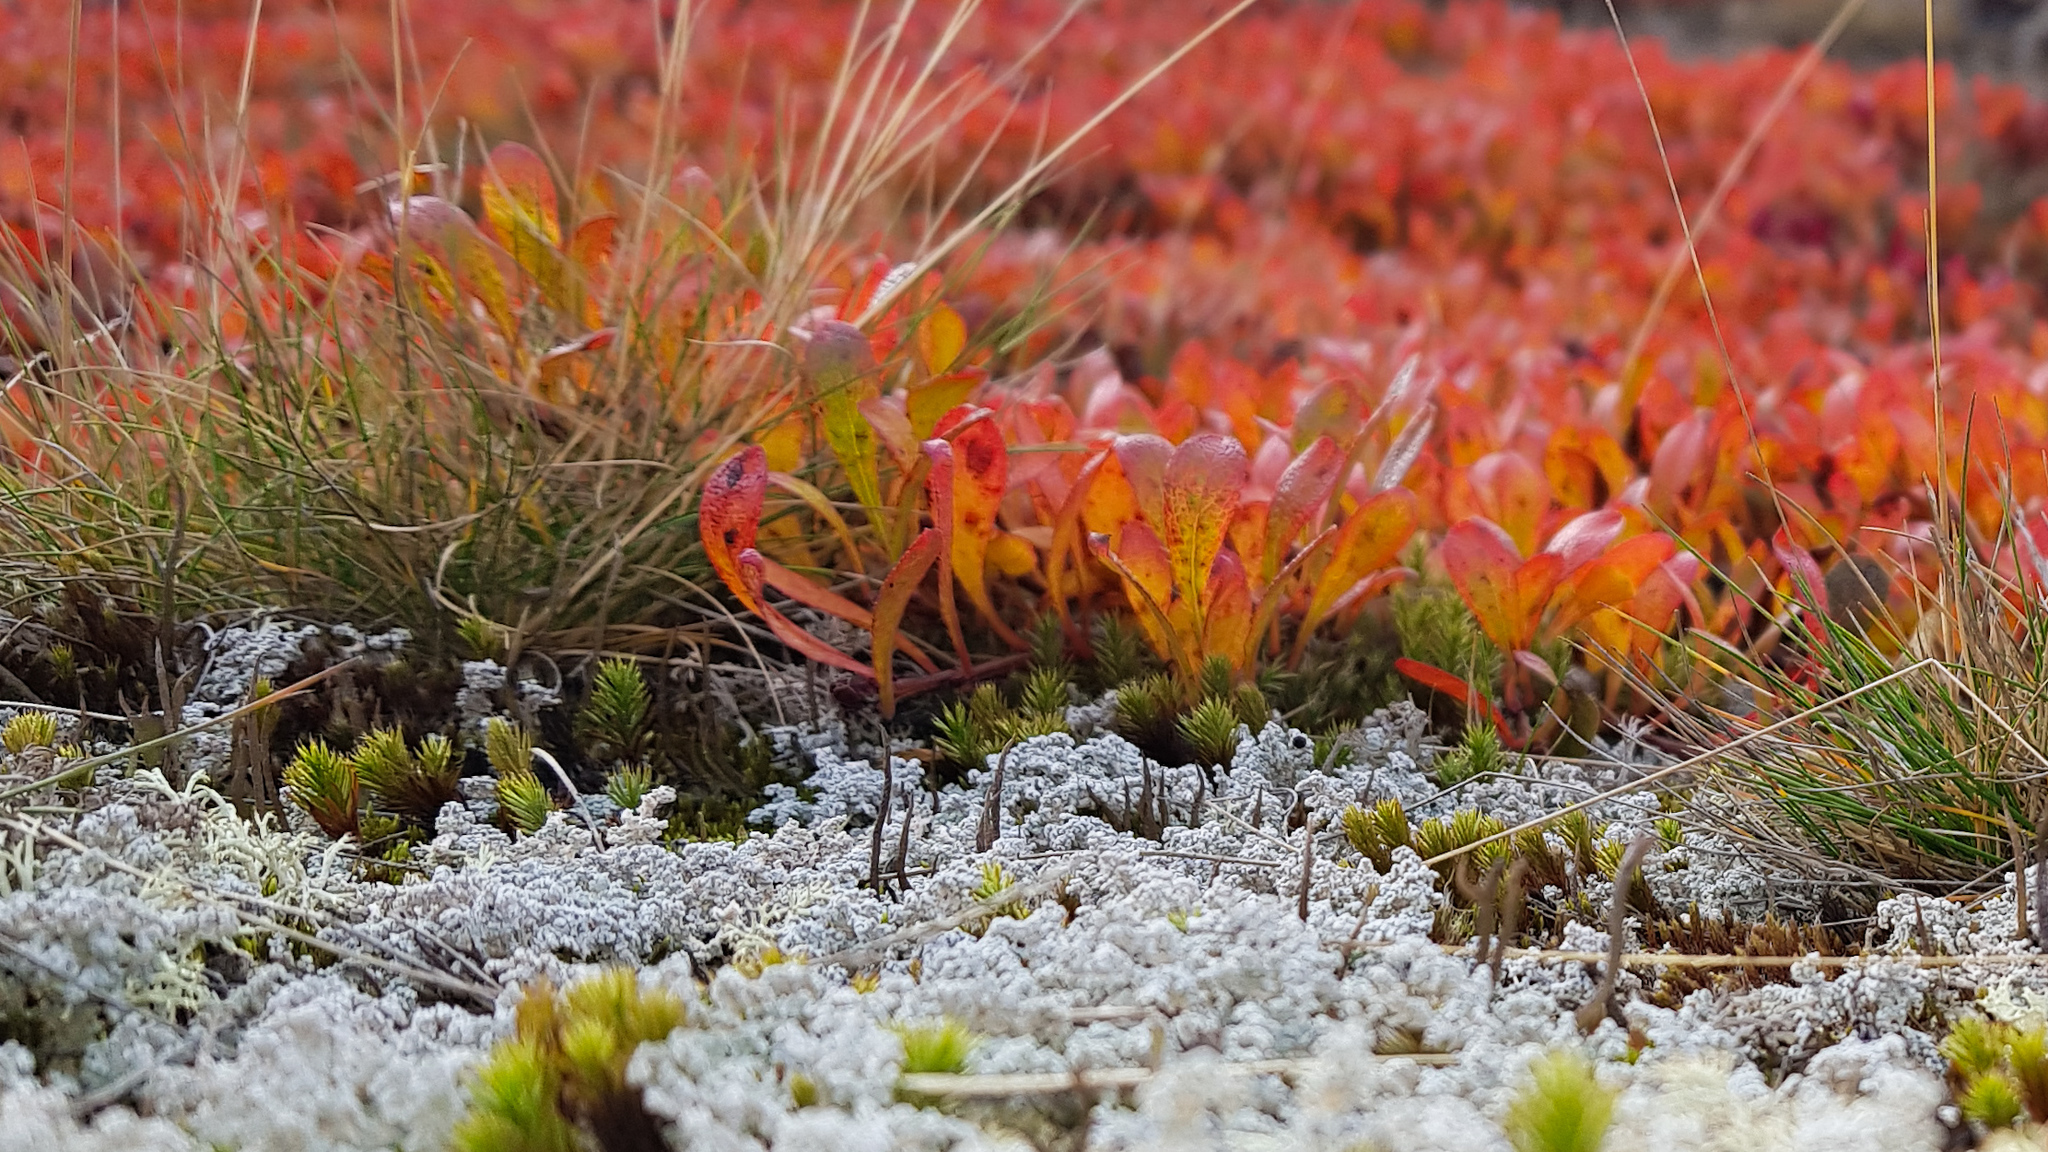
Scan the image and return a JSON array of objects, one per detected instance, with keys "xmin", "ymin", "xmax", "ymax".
[{"xmin": 9, "ymin": 1, "xmax": 2048, "ymax": 740}]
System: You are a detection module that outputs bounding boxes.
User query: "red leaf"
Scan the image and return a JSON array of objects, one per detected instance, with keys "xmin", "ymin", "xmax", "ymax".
[
  {"xmin": 699, "ymin": 447, "xmax": 768, "ymax": 608},
  {"xmin": 1441, "ymin": 517, "xmax": 1526, "ymax": 652},
  {"xmin": 1394, "ymin": 657, "xmax": 1508, "ymax": 738},
  {"xmin": 1265, "ymin": 435, "xmax": 1345, "ymax": 579},
  {"xmin": 921, "ymin": 438, "xmax": 971, "ymax": 670},
  {"xmin": 872, "ymin": 528, "xmax": 943, "ymax": 718},
  {"xmin": 733, "ymin": 551, "xmax": 873, "ymax": 677}
]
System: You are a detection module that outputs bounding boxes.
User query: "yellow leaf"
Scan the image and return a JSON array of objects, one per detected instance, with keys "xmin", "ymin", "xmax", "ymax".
[{"xmin": 916, "ymin": 304, "xmax": 967, "ymax": 375}]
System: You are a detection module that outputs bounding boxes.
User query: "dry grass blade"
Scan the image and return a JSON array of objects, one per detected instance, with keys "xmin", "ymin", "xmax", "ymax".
[
  {"xmin": 1420, "ymin": 657, "xmax": 1944, "ymax": 871},
  {"xmin": 1617, "ymin": 0, "xmax": 1872, "ymax": 384},
  {"xmin": 3, "ymin": 815, "xmax": 499, "ymax": 1003},
  {"xmin": 898, "ymin": 1055, "xmax": 1461, "ymax": 1099},
  {"xmin": 0, "ymin": 659, "xmax": 357, "ymax": 804}
]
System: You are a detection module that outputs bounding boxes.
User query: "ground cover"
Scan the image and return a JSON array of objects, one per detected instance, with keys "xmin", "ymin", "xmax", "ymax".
[{"xmin": 7, "ymin": 0, "xmax": 2048, "ymax": 1148}]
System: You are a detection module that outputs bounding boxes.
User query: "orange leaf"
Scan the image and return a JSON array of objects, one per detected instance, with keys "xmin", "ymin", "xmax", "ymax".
[
  {"xmin": 989, "ymin": 532, "xmax": 1037, "ymax": 579},
  {"xmin": 936, "ymin": 406, "xmax": 1023, "ymax": 648},
  {"xmin": 1112, "ymin": 433, "xmax": 1173, "ymax": 526},
  {"xmin": 1203, "ymin": 549, "xmax": 1255, "ymax": 671},
  {"xmin": 908, "ymin": 370, "xmax": 981, "ymax": 438},
  {"xmin": 481, "ymin": 142, "xmax": 561, "ymax": 246},
  {"xmin": 1090, "ymin": 528, "xmax": 1188, "ymax": 675},
  {"xmin": 1543, "ymin": 425, "xmax": 1633, "ymax": 512},
  {"xmin": 568, "ymin": 214, "xmax": 616, "ymax": 277},
  {"xmin": 1161, "ymin": 433, "xmax": 1248, "ymax": 625},
  {"xmin": 1464, "ymin": 451, "xmax": 1549, "ymax": 557},
  {"xmin": 1296, "ymin": 489, "xmax": 1418, "ymax": 658},
  {"xmin": 393, "ymin": 196, "xmax": 515, "ymax": 338},
  {"xmin": 1542, "ymin": 509, "xmax": 1627, "ymax": 572},
  {"xmin": 1547, "ymin": 533, "xmax": 1674, "ymax": 640},
  {"xmin": 735, "ymin": 550, "xmax": 873, "ymax": 677},
  {"xmin": 1045, "ymin": 448, "xmax": 1109, "ymax": 642},
  {"xmin": 872, "ymin": 528, "xmax": 943, "ymax": 718},
  {"xmin": 481, "ymin": 144, "xmax": 579, "ymax": 319},
  {"xmin": 1441, "ymin": 517, "xmax": 1526, "ymax": 653},
  {"xmin": 915, "ymin": 303, "xmax": 968, "ymax": 376},
  {"xmin": 1265, "ymin": 435, "xmax": 1345, "ymax": 579}
]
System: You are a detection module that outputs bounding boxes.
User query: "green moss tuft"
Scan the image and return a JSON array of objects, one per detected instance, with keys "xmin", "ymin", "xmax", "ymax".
[{"xmin": 1503, "ymin": 1050, "xmax": 1616, "ymax": 1152}]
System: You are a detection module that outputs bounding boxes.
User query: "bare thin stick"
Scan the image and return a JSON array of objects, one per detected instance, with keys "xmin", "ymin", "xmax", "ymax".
[
  {"xmin": 975, "ymin": 742, "xmax": 1012, "ymax": 853},
  {"xmin": 1576, "ymin": 836, "xmax": 1654, "ymax": 1033},
  {"xmin": 899, "ymin": 1055, "xmax": 1460, "ymax": 1099},
  {"xmin": 1297, "ymin": 816, "xmax": 1317, "ymax": 922},
  {"xmin": 0, "ymin": 659, "xmax": 358, "ymax": 804}
]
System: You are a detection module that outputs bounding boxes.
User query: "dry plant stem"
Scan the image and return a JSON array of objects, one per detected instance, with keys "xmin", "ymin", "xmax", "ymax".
[
  {"xmin": 854, "ymin": 0, "xmax": 1266, "ymax": 325},
  {"xmin": 1469, "ymin": 858, "xmax": 1507, "ymax": 984},
  {"xmin": 1616, "ymin": 0, "xmax": 1871, "ymax": 382},
  {"xmin": 891, "ymin": 782, "xmax": 915, "ymax": 891},
  {"xmin": 2007, "ymin": 813, "xmax": 2032, "ymax": 943},
  {"xmin": 1576, "ymin": 836, "xmax": 1655, "ymax": 1034},
  {"xmin": 3, "ymin": 816, "xmax": 498, "ymax": 1003},
  {"xmin": 0, "ymin": 660, "xmax": 357, "ymax": 804},
  {"xmin": 1297, "ymin": 816, "xmax": 1316, "ymax": 922},
  {"xmin": 818, "ymin": 870, "xmax": 1069, "ymax": 970},
  {"xmin": 530, "ymin": 748, "xmax": 606, "ymax": 851},
  {"xmin": 975, "ymin": 743, "xmax": 1011, "ymax": 853},
  {"xmin": 897, "ymin": 1056, "xmax": 1461, "ymax": 1100},
  {"xmin": 1494, "ymin": 859, "xmax": 1529, "ymax": 990},
  {"xmin": 152, "ymin": 475, "xmax": 187, "ymax": 781},
  {"xmin": 870, "ymin": 754, "xmax": 894, "ymax": 894},
  {"xmin": 1422, "ymin": 657, "xmax": 1944, "ymax": 871},
  {"xmin": 1601, "ymin": 0, "xmax": 1741, "ymax": 403},
  {"xmin": 2035, "ymin": 790, "xmax": 2048, "ymax": 948}
]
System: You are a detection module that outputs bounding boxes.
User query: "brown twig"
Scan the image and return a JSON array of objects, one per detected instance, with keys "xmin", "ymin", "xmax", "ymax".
[
  {"xmin": 890, "ymin": 782, "xmax": 915, "ymax": 892},
  {"xmin": 1297, "ymin": 816, "xmax": 1317, "ymax": 922},
  {"xmin": 896, "ymin": 1054, "xmax": 1460, "ymax": 1100},
  {"xmin": 869, "ymin": 755, "xmax": 894, "ymax": 894},
  {"xmin": 975, "ymin": 743, "xmax": 1011, "ymax": 854},
  {"xmin": 1576, "ymin": 836, "xmax": 1655, "ymax": 1034}
]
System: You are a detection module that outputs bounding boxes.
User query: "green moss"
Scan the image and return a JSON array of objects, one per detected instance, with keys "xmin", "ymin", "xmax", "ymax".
[
  {"xmin": 1503, "ymin": 1051, "xmax": 1616, "ymax": 1152},
  {"xmin": 604, "ymin": 764, "xmax": 655, "ymax": 811},
  {"xmin": 579, "ymin": 658, "xmax": 652, "ymax": 764},
  {"xmin": 282, "ymin": 740, "xmax": 359, "ymax": 839},
  {"xmin": 1178, "ymin": 696, "xmax": 1243, "ymax": 768},
  {"xmin": 893, "ymin": 1018, "xmax": 979, "ymax": 1075},
  {"xmin": 451, "ymin": 969, "xmax": 685, "ymax": 1152}
]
